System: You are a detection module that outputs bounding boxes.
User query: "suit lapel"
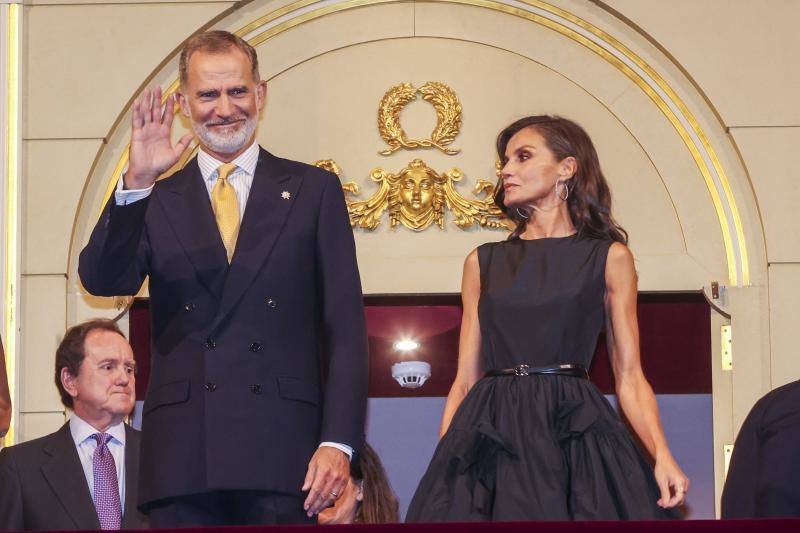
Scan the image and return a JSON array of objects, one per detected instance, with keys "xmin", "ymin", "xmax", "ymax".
[
  {"xmin": 156, "ymin": 160, "xmax": 228, "ymax": 297},
  {"xmin": 41, "ymin": 424, "xmax": 101, "ymax": 530},
  {"xmin": 211, "ymin": 149, "xmax": 302, "ymax": 331}
]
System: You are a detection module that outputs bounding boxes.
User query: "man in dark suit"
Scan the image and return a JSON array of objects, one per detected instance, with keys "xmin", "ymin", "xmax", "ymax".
[
  {"xmin": 721, "ymin": 379, "xmax": 800, "ymax": 518},
  {"xmin": 0, "ymin": 319, "xmax": 147, "ymax": 530},
  {"xmin": 79, "ymin": 31, "xmax": 368, "ymax": 526}
]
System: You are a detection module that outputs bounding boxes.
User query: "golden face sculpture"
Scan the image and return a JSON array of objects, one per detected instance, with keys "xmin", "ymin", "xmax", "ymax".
[
  {"xmin": 317, "ymin": 157, "xmax": 511, "ymax": 232},
  {"xmin": 399, "ymin": 167, "xmax": 434, "ymax": 215},
  {"xmin": 388, "ymin": 159, "xmax": 447, "ymax": 231}
]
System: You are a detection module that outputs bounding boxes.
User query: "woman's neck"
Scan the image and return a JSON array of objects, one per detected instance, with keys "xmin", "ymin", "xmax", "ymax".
[{"xmin": 521, "ymin": 204, "xmax": 575, "ymax": 239}]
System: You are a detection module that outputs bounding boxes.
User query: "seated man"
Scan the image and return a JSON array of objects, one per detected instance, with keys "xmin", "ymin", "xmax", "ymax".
[
  {"xmin": 722, "ymin": 379, "xmax": 800, "ymax": 518},
  {"xmin": 0, "ymin": 319, "xmax": 148, "ymax": 530}
]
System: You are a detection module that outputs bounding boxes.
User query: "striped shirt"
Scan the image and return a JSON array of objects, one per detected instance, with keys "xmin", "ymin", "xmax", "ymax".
[{"xmin": 115, "ymin": 141, "xmax": 259, "ymax": 222}]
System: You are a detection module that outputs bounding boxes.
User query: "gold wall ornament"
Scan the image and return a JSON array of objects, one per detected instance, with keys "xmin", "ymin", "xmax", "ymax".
[
  {"xmin": 314, "ymin": 159, "xmax": 510, "ymax": 232},
  {"xmin": 378, "ymin": 82, "xmax": 462, "ymax": 155}
]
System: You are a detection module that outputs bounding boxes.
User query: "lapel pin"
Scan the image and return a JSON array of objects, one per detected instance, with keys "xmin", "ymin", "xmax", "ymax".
[{"xmin": 281, "ymin": 191, "xmax": 291, "ymax": 200}]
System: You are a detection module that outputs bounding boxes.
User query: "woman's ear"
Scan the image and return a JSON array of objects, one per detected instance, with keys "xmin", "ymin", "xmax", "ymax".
[{"xmin": 560, "ymin": 156, "xmax": 577, "ymax": 179}]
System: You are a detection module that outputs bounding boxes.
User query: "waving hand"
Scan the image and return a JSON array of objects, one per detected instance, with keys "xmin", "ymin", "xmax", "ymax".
[{"xmin": 125, "ymin": 86, "xmax": 194, "ymax": 190}]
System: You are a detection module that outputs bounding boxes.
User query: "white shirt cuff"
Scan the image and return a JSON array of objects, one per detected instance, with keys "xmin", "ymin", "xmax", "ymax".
[
  {"xmin": 319, "ymin": 442, "xmax": 353, "ymax": 461},
  {"xmin": 115, "ymin": 174, "xmax": 154, "ymax": 205}
]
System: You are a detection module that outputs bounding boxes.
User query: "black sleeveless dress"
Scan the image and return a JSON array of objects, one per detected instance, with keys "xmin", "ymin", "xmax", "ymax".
[{"xmin": 405, "ymin": 235, "xmax": 676, "ymax": 521}]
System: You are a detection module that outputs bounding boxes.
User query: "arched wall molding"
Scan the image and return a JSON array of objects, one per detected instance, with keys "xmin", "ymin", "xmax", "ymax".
[
  {"xmin": 75, "ymin": 0, "xmax": 753, "ymax": 289},
  {"xmin": 59, "ymin": 0, "xmax": 771, "ymax": 509}
]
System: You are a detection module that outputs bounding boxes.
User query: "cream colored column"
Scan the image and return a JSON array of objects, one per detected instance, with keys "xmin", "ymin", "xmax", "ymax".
[
  {"xmin": 732, "ymin": 127, "xmax": 800, "ymax": 388},
  {"xmin": 0, "ymin": 0, "xmax": 22, "ymax": 447},
  {"xmin": 710, "ymin": 309, "xmax": 732, "ymax": 518}
]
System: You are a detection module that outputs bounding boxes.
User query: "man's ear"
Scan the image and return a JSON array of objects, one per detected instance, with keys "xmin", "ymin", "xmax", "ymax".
[
  {"xmin": 60, "ymin": 367, "xmax": 79, "ymax": 399},
  {"xmin": 256, "ymin": 80, "xmax": 267, "ymax": 112},
  {"xmin": 176, "ymin": 91, "xmax": 191, "ymax": 118}
]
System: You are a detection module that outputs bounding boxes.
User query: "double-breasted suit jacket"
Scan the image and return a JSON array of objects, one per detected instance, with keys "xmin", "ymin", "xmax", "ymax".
[
  {"xmin": 0, "ymin": 423, "xmax": 148, "ymax": 530},
  {"xmin": 79, "ymin": 148, "xmax": 369, "ymax": 508}
]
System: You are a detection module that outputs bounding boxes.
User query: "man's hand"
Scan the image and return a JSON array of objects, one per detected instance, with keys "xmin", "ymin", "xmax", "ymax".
[
  {"xmin": 125, "ymin": 86, "xmax": 193, "ymax": 190},
  {"xmin": 301, "ymin": 447, "xmax": 349, "ymax": 517}
]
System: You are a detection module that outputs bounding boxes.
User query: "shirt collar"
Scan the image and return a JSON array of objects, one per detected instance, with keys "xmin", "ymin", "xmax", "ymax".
[
  {"xmin": 197, "ymin": 141, "xmax": 260, "ymax": 182},
  {"xmin": 69, "ymin": 413, "xmax": 127, "ymax": 447}
]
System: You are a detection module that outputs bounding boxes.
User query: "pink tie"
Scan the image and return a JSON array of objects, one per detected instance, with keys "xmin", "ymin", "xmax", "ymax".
[{"xmin": 92, "ymin": 433, "xmax": 122, "ymax": 529}]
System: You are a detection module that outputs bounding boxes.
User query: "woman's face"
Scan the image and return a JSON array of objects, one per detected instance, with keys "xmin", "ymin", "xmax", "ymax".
[
  {"xmin": 317, "ymin": 476, "xmax": 363, "ymax": 525},
  {"xmin": 501, "ymin": 127, "xmax": 570, "ymax": 208}
]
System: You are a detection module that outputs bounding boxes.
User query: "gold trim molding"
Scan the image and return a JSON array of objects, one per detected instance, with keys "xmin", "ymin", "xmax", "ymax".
[
  {"xmin": 2, "ymin": 2, "xmax": 20, "ymax": 446},
  {"xmin": 315, "ymin": 158, "xmax": 509, "ymax": 231},
  {"xmin": 100, "ymin": 0, "xmax": 750, "ymax": 285}
]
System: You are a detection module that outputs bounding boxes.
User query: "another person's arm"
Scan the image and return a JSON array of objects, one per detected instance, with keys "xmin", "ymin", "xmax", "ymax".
[
  {"xmin": 604, "ymin": 242, "xmax": 689, "ymax": 509},
  {"xmin": 0, "ymin": 448, "xmax": 24, "ymax": 530},
  {"xmin": 302, "ymin": 171, "xmax": 370, "ymax": 517},
  {"xmin": 720, "ymin": 397, "xmax": 763, "ymax": 518},
  {"xmin": 439, "ymin": 249, "xmax": 483, "ymax": 437},
  {"xmin": 79, "ymin": 86, "xmax": 192, "ymax": 296},
  {"xmin": 0, "ymin": 337, "xmax": 10, "ymax": 439}
]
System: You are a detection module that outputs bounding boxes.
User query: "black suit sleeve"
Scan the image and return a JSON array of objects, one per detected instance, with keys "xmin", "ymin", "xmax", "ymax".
[
  {"xmin": 752, "ymin": 385, "xmax": 800, "ymax": 517},
  {"xmin": 78, "ymin": 192, "xmax": 151, "ymax": 296},
  {"xmin": 721, "ymin": 396, "xmax": 765, "ymax": 518},
  {"xmin": 0, "ymin": 447, "xmax": 25, "ymax": 530},
  {"xmin": 315, "ymin": 171, "xmax": 368, "ymax": 453}
]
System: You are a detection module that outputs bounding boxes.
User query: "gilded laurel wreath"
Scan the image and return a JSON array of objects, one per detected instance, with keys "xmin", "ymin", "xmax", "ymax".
[{"xmin": 378, "ymin": 82, "xmax": 462, "ymax": 155}]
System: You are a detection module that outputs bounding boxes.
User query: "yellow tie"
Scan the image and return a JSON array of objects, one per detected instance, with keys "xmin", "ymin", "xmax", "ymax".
[{"xmin": 211, "ymin": 163, "xmax": 240, "ymax": 263}]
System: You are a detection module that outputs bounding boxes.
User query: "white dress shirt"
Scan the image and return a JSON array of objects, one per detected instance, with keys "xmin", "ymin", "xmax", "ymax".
[
  {"xmin": 69, "ymin": 414, "xmax": 126, "ymax": 511},
  {"xmin": 115, "ymin": 141, "xmax": 353, "ymax": 460}
]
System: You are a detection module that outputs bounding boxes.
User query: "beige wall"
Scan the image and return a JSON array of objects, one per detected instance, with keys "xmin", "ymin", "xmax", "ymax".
[{"xmin": 15, "ymin": 0, "xmax": 799, "ymax": 511}]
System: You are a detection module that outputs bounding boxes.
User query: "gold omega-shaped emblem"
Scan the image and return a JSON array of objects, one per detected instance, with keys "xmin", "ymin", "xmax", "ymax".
[
  {"xmin": 378, "ymin": 82, "xmax": 462, "ymax": 156},
  {"xmin": 315, "ymin": 82, "xmax": 511, "ymax": 232}
]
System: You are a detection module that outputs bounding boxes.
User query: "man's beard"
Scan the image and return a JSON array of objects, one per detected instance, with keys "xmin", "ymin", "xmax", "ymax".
[{"xmin": 191, "ymin": 112, "xmax": 258, "ymax": 155}]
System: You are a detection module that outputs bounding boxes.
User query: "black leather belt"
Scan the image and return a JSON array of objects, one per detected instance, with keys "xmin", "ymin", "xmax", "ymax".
[{"xmin": 485, "ymin": 363, "xmax": 588, "ymax": 379}]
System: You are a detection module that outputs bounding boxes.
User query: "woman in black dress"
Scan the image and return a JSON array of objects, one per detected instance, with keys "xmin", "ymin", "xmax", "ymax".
[{"xmin": 406, "ymin": 116, "xmax": 689, "ymax": 521}]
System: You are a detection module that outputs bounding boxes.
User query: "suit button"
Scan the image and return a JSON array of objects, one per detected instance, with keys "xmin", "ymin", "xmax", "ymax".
[
  {"xmin": 204, "ymin": 383, "xmax": 217, "ymax": 392},
  {"xmin": 250, "ymin": 384, "xmax": 262, "ymax": 395},
  {"xmin": 265, "ymin": 298, "xmax": 278, "ymax": 309},
  {"xmin": 184, "ymin": 302, "xmax": 197, "ymax": 312},
  {"xmin": 249, "ymin": 342, "xmax": 262, "ymax": 352},
  {"xmin": 205, "ymin": 338, "xmax": 216, "ymax": 350}
]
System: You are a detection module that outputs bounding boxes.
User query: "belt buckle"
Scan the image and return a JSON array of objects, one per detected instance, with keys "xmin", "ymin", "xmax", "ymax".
[{"xmin": 514, "ymin": 364, "xmax": 531, "ymax": 376}]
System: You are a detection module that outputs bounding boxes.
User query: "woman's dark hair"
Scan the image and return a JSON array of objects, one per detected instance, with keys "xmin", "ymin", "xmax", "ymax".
[
  {"xmin": 494, "ymin": 115, "xmax": 628, "ymax": 244},
  {"xmin": 352, "ymin": 443, "xmax": 399, "ymax": 523}
]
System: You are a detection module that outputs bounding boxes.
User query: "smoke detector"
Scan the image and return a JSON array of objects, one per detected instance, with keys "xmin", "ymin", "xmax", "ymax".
[{"xmin": 391, "ymin": 361, "xmax": 432, "ymax": 389}]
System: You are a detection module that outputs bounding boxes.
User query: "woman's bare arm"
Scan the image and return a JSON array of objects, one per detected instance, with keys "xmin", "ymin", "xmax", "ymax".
[
  {"xmin": 439, "ymin": 249, "xmax": 483, "ymax": 437},
  {"xmin": 605, "ymin": 242, "xmax": 688, "ymax": 509}
]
